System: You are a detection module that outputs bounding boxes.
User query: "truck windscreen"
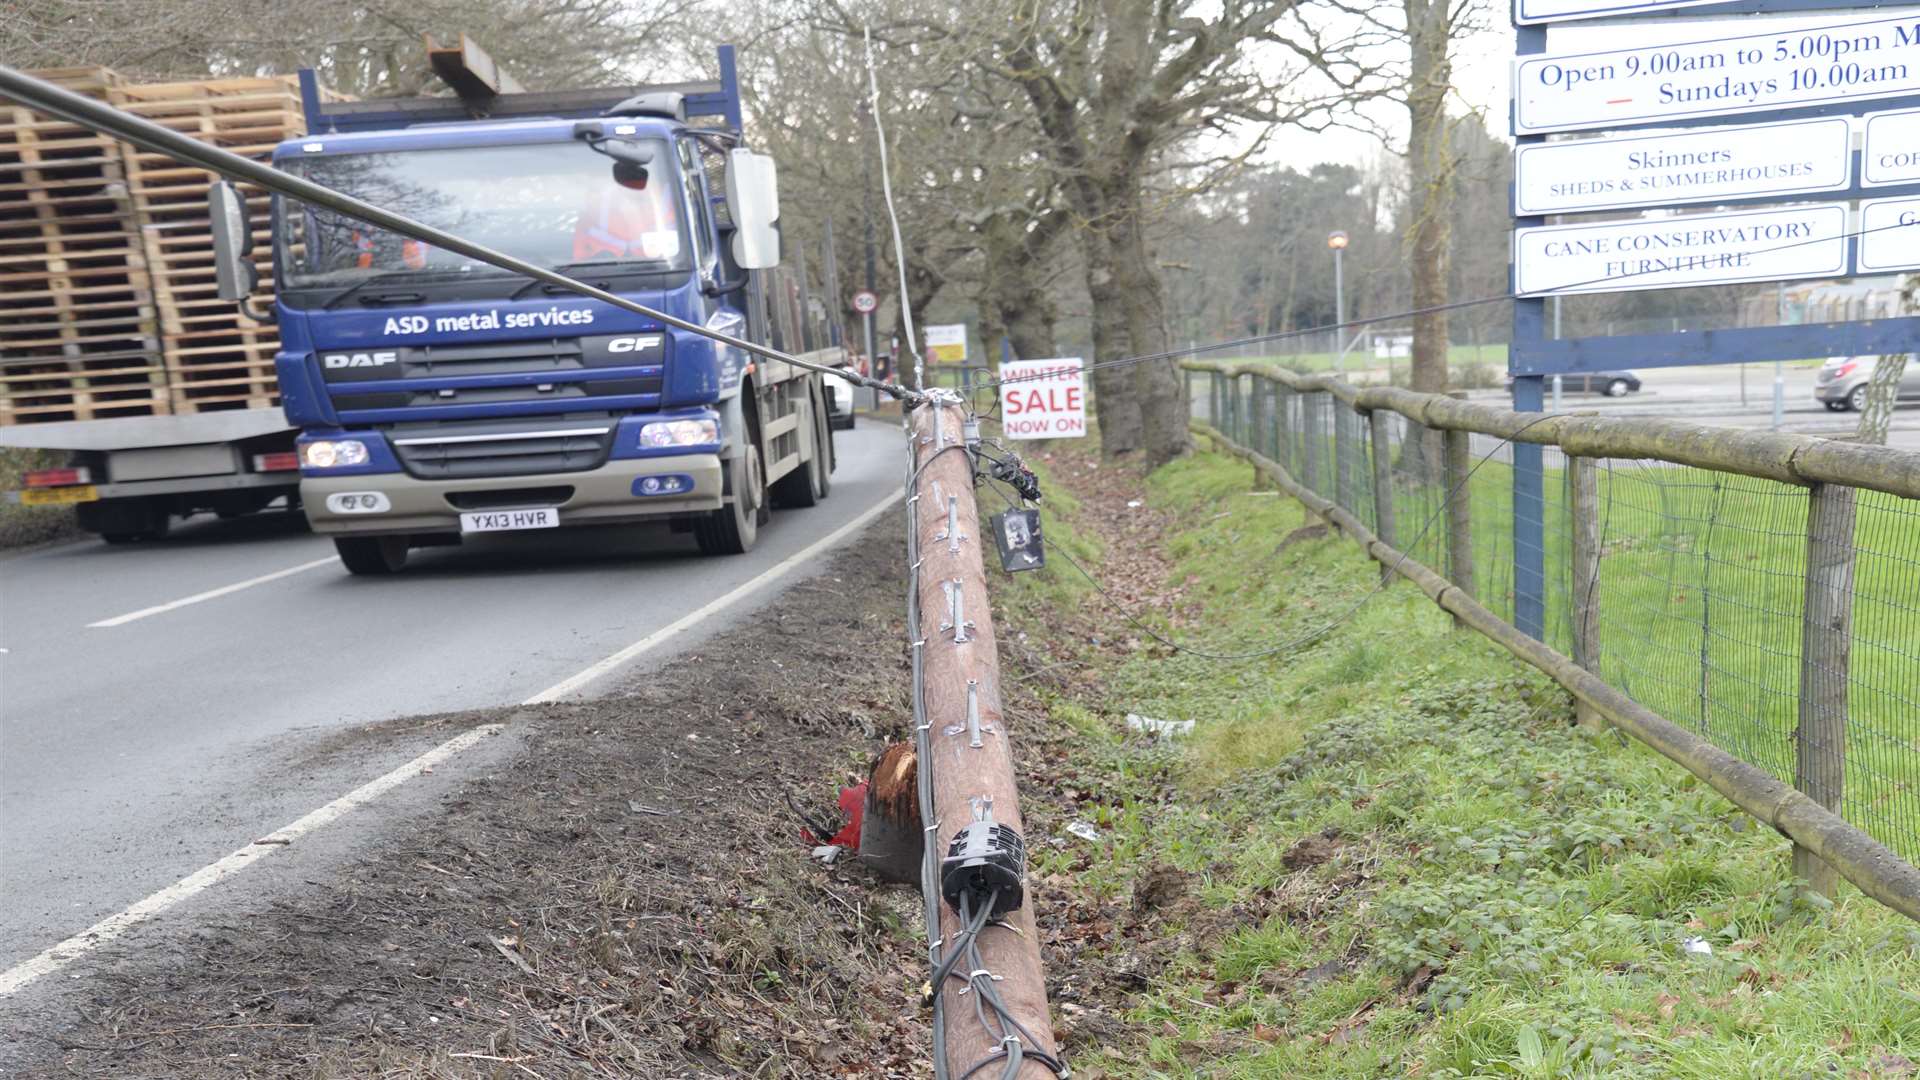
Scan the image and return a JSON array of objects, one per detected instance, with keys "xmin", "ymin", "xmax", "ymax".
[{"xmin": 277, "ymin": 139, "xmax": 689, "ymax": 290}]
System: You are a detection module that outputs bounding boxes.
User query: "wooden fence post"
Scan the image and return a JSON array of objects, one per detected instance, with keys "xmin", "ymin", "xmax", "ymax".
[
  {"xmin": 1334, "ymin": 401, "xmax": 1355, "ymax": 514},
  {"xmin": 1569, "ymin": 455, "xmax": 1605, "ymax": 730},
  {"xmin": 1796, "ymin": 481, "xmax": 1856, "ymax": 898},
  {"xmin": 1276, "ymin": 384, "xmax": 1294, "ymax": 476},
  {"xmin": 1302, "ymin": 392, "xmax": 1324, "ymax": 499},
  {"xmin": 1250, "ymin": 375, "xmax": 1271, "ymax": 491},
  {"xmin": 1368, "ymin": 409, "xmax": 1396, "ymax": 585},
  {"xmin": 1444, "ymin": 426, "xmax": 1475, "ymax": 629},
  {"xmin": 911, "ymin": 402, "xmax": 1060, "ymax": 1076}
]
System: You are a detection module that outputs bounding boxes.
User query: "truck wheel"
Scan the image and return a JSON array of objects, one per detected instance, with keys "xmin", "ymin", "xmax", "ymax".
[
  {"xmin": 772, "ymin": 392, "xmax": 831, "ymax": 508},
  {"xmin": 695, "ymin": 442, "xmax": 762, "ymax": 555},
  {"xmin": 83, "ymin": 497, "xmax": 169, "ymax": 543},
  {"xmin": 334, "ymin": 535, "xmax": 409, "ymax": 575}
]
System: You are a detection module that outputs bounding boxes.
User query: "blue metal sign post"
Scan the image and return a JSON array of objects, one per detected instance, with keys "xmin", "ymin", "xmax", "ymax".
[{"xmin": 1513, "ymin": 21, "xmax": 1551, "ymax": 643}]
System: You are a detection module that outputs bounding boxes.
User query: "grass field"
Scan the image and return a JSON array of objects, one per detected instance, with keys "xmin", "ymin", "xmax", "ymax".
[
  {"xmin": 1003, "ymin": 446, "xmax": 1920, "ymax": 1078},
  {"xmin": 1208, "ymin": 399, "xmax": 1920, "ymax": 864}
]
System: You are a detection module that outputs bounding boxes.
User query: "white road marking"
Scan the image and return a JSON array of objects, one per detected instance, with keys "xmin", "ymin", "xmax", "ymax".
[
  {"xmin": 88, "ymin": 555, "xmax": 340, "ymax": 628},
  {"xmin": 2, "ymin": 492, "xmax": 897, "ymax": 997},
  {"xmin": 0, "ymin": 723, "xmax": 503, "ymax": 997},
  {"xmin": 523, "ymin": 492, "xmax": 902, "ymax": 703}
]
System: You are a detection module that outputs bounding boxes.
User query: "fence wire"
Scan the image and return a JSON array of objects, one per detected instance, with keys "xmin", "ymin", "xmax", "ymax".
[{"xmin": 1193, "ymin": 366, "xmax": 1920, "ymax": 865}]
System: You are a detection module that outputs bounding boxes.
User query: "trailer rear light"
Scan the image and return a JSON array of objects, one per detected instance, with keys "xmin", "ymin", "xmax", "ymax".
[
  {"xmin": 24, "ymin": 467, "xmax": 91, "ymax": 488},
  {"xmin": 252, "ymin": 452, "xmax": 300, "ymax": 472}
]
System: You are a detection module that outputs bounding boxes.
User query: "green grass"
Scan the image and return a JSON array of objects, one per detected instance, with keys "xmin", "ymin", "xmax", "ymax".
[
  {"xmin": 0, "ymin": 446, "xmax": 80, "ymax": 549},
  {"xmin": 1004, "ymin": 445, "xmax": 1920, "ymax": 1078},
  {"xmin": 1204, "ymin": 402, "xmax": 1920, "ymax": 863}
]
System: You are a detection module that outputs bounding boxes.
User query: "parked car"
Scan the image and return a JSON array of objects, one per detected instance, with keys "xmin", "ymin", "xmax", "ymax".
[
  {"xmin": 1814, "ymin": 355, "xmax": 1920, "ymax": 412},
  {"xmin": 1503, "ymin": 369, "xmax": 1642, "ymax": 397},
  {"xmin": 825, "ymin": 360, "xmax": 858, "ymax": 430}
]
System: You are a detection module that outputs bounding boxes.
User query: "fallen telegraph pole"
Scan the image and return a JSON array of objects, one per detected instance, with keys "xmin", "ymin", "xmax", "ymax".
[{"xmin": 906, "ymin": 398, "xmax": 1062, "ymax": 1078}]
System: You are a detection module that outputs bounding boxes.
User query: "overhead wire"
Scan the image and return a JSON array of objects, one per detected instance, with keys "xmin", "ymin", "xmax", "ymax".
[
  {"xmin": 0, "ymin": 65, "xmax": 928, "ymax": 407},
  {"xmin": 862, "ymin": 26, "xmax": 929, "ymax": 391},
  {"xmin": 979, "ymin": 212, "xmax": 1920, "ymax": 393}
]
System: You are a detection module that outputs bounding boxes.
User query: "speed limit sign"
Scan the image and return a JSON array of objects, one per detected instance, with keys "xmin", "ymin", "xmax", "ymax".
[{"xmin": 850, "ymin": 289, "xmax": 879, "ymax": 315}]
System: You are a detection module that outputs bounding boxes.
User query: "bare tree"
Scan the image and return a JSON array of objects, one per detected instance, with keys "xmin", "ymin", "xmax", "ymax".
[
  {"xmin": 1855, "ymin": 274, "xmax": 1919, "ymax": 446},
  {"xmin": 1, "ymin": 0, "xmax": 703, "ymax": 94}
]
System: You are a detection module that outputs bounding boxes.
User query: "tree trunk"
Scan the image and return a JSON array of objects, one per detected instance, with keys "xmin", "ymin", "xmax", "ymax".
[
  {"xmin": 1083, "ymin": 233, "xmax": 1143, "ymax": 454},
  {"xmin": 1401, "ymin": 0, "xmax": 1456, "ymax": 484},
  {"xmin": 1855, "ymin": 274, "xmax": 1918, "ymax": 446},
  {"xmin": 1109, "ymin": 200, "xmax": 1189, "ymax": 465},
  {"xmin": 1001, "ymin": 301, "xmax": 1058, "ymax": 363}
]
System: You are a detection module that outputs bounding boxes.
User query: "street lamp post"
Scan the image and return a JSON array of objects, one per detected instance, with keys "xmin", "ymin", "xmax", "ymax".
[{"xmin": 1327, "ymin": 230, "xmax": 1349, "ymax": 369}]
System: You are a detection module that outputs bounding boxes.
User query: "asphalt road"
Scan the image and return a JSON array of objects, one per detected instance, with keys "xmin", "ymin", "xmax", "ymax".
[
  {"xmin": 1467, "ymin": 363, "xmax": 1920, "ymax": 451},
  {"xmin": 0, "ymin": 419, "xmax": 902, "ymax": 976}
]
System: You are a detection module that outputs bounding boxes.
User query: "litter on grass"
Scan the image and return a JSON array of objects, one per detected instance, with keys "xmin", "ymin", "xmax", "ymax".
[{"xmin": 1126, "ymin": 713, "xmax": 1196, "ymax": 739}]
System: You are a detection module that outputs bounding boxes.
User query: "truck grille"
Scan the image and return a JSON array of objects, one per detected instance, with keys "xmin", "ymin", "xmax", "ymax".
[
  {"xmin": 322, "ymin": 335, "xmax": 665, "ymax": 413},
  {"xmin": 389, "ymin": 422, "xmax": 615, "ymax": 480}
]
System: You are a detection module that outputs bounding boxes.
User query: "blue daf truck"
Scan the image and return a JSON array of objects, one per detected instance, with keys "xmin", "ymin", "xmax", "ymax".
[{"xmin": 208, "ymin": 46, "xmax": 837, "ymax": 574}]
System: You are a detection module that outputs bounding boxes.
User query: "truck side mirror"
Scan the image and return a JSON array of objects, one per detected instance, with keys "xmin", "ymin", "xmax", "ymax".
[
  {"xmin": 724, "ymin": 149, "xmax": 780, "ymax": 270},
  {"xmin": 209, "ymin": 181, "xmax": 259, "ymax": 302}
]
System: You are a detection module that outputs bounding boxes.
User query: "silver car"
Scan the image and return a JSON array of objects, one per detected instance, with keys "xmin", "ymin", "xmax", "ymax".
[{"xmin": 1814, "ymin": 356, "xmax": 1920, "ymax": 412}]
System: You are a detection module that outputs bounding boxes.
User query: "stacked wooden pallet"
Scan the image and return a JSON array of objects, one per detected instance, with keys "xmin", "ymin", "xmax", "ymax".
[
  {"xmin": 112, "ymin": 77, "xmax": 306, "ymax": 413},
  {"xmin": 0, "ymin": 69, "xmax": 346, "ymax": 424},
  {"xmin": 0, "ymin": 67, "xmax": 167, "ymax": 424}
]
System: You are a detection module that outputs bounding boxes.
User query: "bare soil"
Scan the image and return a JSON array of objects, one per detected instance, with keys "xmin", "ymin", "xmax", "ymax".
[
  {"xmin": 8, "ymin": 443, "xmax": 1209, "ymax": 1079},
  {"xmin": 10, "ymin": 526, "xmax": 938, "ymax": 1078}
]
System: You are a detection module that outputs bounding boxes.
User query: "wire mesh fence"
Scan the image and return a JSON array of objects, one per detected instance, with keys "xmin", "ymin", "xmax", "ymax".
[{"xmin": 1188, "ymin": 363, "xmax": 1920, "ymax": 889}]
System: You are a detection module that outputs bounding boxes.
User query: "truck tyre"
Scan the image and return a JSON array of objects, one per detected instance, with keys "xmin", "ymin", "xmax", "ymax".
[
  {"xmin": 772, "ymin": 391, "xmax": 830, "ymax": 508},
  {"xmin": 334, "ymin": 535, "xmax": 409, "ymax": 575},
  {"xmin": 695, "ymin": 444, "xmax": 761, "ymax": 555},
  {"xmin": 84, "ymin": 498, "xmax": 169, "ymax": 544}
]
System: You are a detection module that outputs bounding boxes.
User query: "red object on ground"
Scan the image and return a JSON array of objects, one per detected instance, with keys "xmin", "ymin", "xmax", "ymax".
[
  {"xmin": 800, "ymin": 782, "xmax": 868, "ymax": 850},
  {"xmin": 828, "ymin": 783, "xmax": 866, "ymax": 849}
]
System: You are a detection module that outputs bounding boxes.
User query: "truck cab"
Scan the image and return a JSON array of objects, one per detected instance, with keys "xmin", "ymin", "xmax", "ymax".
[{"xmin": 254, "ymin": 47, "xmax": 835, "ymax": 574}]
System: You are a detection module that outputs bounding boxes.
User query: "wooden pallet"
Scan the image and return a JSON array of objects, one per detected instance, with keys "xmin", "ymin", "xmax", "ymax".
[
  {"xmin": 0, "ymin": 70, "xmax": 357, "ymax": 423},
  {"xmin": 0, "ymin": 67, "xmax": 169, "ymax": 422},
  {"xmin": 111, "ymin": 78, "xmax": 309, "ymax": 411}
]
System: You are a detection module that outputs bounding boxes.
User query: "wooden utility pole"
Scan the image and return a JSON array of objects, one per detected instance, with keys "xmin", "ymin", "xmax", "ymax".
[{"xmin": 910, "ymin": 400, "xmax": 1059, "ymax": 1078}]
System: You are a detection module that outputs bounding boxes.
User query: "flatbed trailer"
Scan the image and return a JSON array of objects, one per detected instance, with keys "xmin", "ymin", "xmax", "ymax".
[{"xmin": 0, "ymin": 411, "xmax": 299, "ymax": 541}]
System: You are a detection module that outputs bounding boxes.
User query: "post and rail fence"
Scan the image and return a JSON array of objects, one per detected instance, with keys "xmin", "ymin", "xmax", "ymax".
[{"xmin": 1185, "ymin": 358, "xmax": 1920, "ymax": 918}]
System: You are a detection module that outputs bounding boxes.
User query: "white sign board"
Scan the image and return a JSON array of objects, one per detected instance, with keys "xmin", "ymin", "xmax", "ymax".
[
  {"xmin": 1515, "ymin": 0, "xmax": 1717, "ymax": 26},
  {"xmin": 1857, "ymin": 196, "xmax": 1920, "ymax": 271},
  {"xmin": 1514, "ymin": 117, "xmax": 1852, "ymax": 214},
  {"xmin": 1373, "ymin": 335, "xmax": 1414, "ymax": 359},
  {"xmin": 998, "ymin": 358, "xmax": 1086, "ymax": 440},
  {"xmin": 1514, "ymin": 203, "xmax": 1849, "ymax": 296},
  {"xmin": 1514, "ymin": 12, "xmax": 1920, "ymax": 134},
  {"xmin": 925, "ymin": 323, "xmax": 967, "ymax": 363},
  {"xmin": 1864, "ymin": 107, "xmax": 1920, "ymax": 186}
]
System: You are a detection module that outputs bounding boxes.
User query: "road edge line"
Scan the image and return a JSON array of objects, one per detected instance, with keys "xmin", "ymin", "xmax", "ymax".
[
  {"xmin": 6, "ymin": 492, "xmax": 899, "ymax": 997},
  {"xmin": 522, "ymin": 491, "xmax": 902, "ymax": 704},
  {"xmin": 0, "ymin": 722, "xmax": 504, "ymax": 997}
]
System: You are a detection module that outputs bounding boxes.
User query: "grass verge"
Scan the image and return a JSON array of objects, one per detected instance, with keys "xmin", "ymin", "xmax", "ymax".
[
  {"xmin": 998, "ymin": 440, "xmax": 1920, "ymax": 1079},
  {"xmin": 0, "ymin": 447, "xmax": 81, "ymax": 550}
]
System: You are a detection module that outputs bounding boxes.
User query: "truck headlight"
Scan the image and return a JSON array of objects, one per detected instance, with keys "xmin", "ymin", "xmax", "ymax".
[
  {"xmin": 638, "ymin": 418, "xmax": 719, "ymax": 448},
  {"xmin": 300, "ymin": 439, "xmax": 370, "ymax": 469}
]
